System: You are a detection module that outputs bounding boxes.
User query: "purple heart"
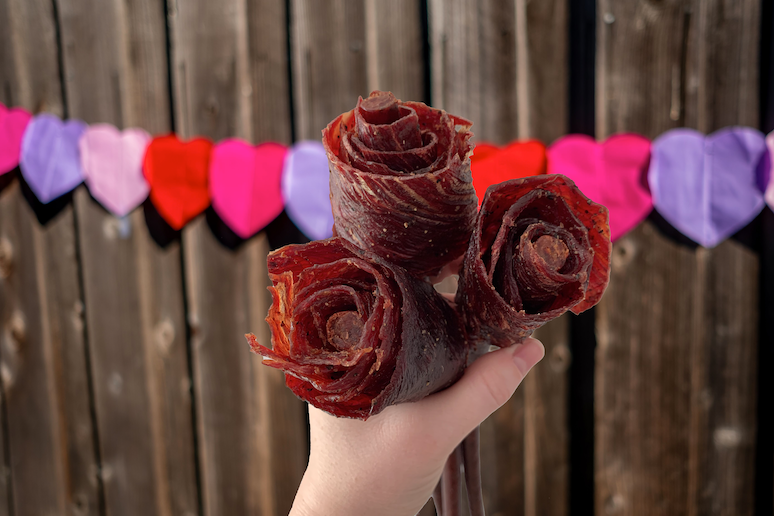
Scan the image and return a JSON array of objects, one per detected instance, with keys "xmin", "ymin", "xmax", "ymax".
[
  {"xmin": 649, "ymin": 127, "xmax": 766, "ymax": 247},
  {"xmin": 20, "ymin": 114, "xmax": 87, "ymax": 203},
  {"xmin": 281, "ymin": 140, "xmax": 333, "ymax": 240}
]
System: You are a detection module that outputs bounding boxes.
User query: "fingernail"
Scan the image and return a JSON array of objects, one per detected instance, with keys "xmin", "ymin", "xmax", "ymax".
[{"xmin": 512, "ymin": 339, "xmax": 545, "ymax": 375}]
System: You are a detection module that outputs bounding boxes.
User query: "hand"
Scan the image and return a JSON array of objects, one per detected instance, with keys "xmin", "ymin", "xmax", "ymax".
[{"xmin": 289, "ymin": 337, "xmax": 545, "ymax": 516}]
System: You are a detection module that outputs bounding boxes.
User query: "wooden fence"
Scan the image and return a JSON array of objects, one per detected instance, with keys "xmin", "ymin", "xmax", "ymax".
[{"xmin": 0, "ymin": 0, "xmax": 772, "ymax": 515}]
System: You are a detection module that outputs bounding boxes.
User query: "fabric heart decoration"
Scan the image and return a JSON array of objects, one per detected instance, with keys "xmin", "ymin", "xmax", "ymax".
[
  {"xmin": 79, "ymin": 124, "xmax": 152, "ymax": 217},
  {"xmin": 470, "ymin": 140, "xmax": 546, "ymax": 205},
  {"xmin": 20, "ymin": 114, "xmax": 87, "ymax": 203},
  {"xmin": 765, "ymin": 131, "xmax": 774, "ymax": 211},
  {"xmin": 143, "ymin": 134, "xmax": 212, "ymax": 230},
  {"xmin": 281, "ymin": 140, "xmax": 333, "ymax": 240},
  {"xmin": 209, "ymin": 139, "xmax": 286, "ymax": 239},
  {"xmin": 0, "ymin": 103, "xmax": 32, "ymax": 175},
  {"xmin": 547, "ymin": 133, "xmax": 652, "ymax": 242},
  {"xmin": 649, "ymin": 127, "xmax": 767, "ymax": 248}
]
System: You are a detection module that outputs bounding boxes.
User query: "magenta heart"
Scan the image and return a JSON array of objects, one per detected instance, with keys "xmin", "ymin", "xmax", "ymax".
[
  {"xmin": 79, "ymin": 124, "xmax": 152, "ymax": 217},
  {"xmin": 547, "ymin": 133, "xmax": 652, "ymax": 241},
  {"xmin": 0, "ymin": 103, "xmax": 33, "ymax": 175},
  {"xmin": 209, "ymin": 139, "xmax": 287, "ymax": 239}
]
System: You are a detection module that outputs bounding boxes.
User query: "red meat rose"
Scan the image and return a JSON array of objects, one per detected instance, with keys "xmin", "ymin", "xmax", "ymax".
[
  {"xmin": 456, "ymin": 174, "xmax": 611, "ymax": 347},
  {"xmin": 323, "ymin": 91, "xmax": 478, "ymax": 278}
]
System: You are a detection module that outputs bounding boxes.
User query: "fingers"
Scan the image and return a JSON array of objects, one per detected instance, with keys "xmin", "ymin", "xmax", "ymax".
[{"xmin": 419, "ymin": 338, "xmax": 545, "ymax": 442}]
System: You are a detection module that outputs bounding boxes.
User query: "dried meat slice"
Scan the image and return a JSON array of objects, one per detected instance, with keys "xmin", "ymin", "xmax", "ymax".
[
  {"xmin": 456, "ymin": 174, "xmax": 611, "ymax": 347},
  {"xmin": 248, "ymin": 237, "xmax": 469, "ymax": 419},
  {"xmin": 323, "ymin": 91, "xmax": 478, "ymax": 278}
]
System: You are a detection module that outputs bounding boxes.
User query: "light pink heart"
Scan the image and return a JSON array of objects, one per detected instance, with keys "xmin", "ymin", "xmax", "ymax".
[
  {"xmin": 547, "ymin": 133, "xmax": 652, "ymax": 241},
  {"xmin": 209, "ymin": 139, "xmax": 287, "ymax": 239},
  {"xmin": 0, "ymin": 103, "xmax": 33, "ymax": 175},
  {"xmin": 79, "ymin": 124, "xmax": 151, "ymax": 217}
]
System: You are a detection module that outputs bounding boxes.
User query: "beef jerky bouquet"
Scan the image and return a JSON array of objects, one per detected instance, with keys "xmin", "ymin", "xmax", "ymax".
[{"xmin": 247, "ymin": 91, "xmax": 611, "ymax": 516}]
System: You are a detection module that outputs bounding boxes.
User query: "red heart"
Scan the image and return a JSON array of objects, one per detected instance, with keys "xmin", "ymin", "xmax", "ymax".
[
  {"xmin": 143, "ymin": 134, "xmax": 213, "ymax": 230},
  {"xmin": 470, "ymin": 140, "xmax": 547, "ymax": 205}
]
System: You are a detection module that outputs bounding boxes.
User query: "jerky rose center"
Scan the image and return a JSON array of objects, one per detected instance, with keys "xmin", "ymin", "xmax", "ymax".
[
  {"xmin": 326, "ymin": 311, "xmax": 365, "ymax": 350},
  {"xmin": 533, "ymin": 235, "xmax": 569, "ymax": 271},
  {"xmin": 346, "ymin": 91, "xmax": 439, "ymax": 172}
]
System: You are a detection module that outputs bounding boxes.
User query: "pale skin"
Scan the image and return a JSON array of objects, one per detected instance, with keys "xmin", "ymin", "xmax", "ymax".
[{"xmin": 288, "ymin": 337, "xmax": 545, "ymax": 516}]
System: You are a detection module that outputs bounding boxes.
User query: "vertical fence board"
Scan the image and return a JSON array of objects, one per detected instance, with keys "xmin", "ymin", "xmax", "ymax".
[
  {"xmin": 169, "ymin": 0, "xmax": 307, "ymax": 514},
  {"xmin": 291, "ymin": 0, "xmax": 367, "ymax": 141},
  {"xmin": 0, "ymin": 1, "xmax": 100, "ymax": 515},
  {"xmin": 595, "ymin": 1, "xmax": 760, "ymax": 515},
  {"xmin": 364, "ymin": 0, "xmax": 425, "ymax": 100},
  {"xmin": 55, "ymin": 0, "xmax": 200, "ymax": 514},
  {"xmin": 429, "ymin": 1, "xmax": 570, "ymax": 514}
]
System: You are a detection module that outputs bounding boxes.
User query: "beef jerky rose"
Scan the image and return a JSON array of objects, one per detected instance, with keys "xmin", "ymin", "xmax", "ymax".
[
  {"xmin": 247, "ymin": 237, "xmax": 468, "ymax": 419},
  {"xmin": 456, "ymin": 174, "xmax": 611, "ymax": 347},
  {"xmin": 323, "ymin": 90, "xmax": 478, "ymax": 278}
]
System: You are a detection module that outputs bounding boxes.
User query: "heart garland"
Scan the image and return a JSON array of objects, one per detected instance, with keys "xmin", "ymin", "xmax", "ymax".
[
  {"xmin": 281, "ymin": 140, "xmax": 334, "ymax": 241},
  {"xmin": 470, "ymin": 140, "xmax": 546, "ymax": 205},
  {"xmin": 0, "ymin": 103, "xmax": 32, "ymax": 175},
  {"xmin": 547, "ymin": 133, "xmax": 652, "ymax": 242},
  {"xmin": 20, "ymin": 114, "xmax": 87, "ymax": 203},
  {"xmin": 79, "ymin": 124, "xmax": 151, "ymax": 218},
  {"xmin": 143, "ymin": 134, "xmax": 212, "ymax": 230},
  {"xmin": 4, "ymin": 102, "xmax": 773, "ymax": 247},
  {"xmin": 210, "ymin": 139, "xmax": 286, "ymax": 239},
  {"xmin": 649, "ymin": 127, "xmax": 767, "ymax": 248}
]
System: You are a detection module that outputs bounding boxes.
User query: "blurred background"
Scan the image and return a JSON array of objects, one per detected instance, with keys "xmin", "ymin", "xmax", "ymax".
[{"xmin": 1, "ymin": 0, "xmax": 773, "ymax": 515}]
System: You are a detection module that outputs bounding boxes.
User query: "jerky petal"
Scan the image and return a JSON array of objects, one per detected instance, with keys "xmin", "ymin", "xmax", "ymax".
[
  {"xmin": 248, "ymin": 237, "xmax": 468, "ymax": 419},
  {"xmin": 457, "ymin": 174, "xmax": 611, "ymax": 347}
]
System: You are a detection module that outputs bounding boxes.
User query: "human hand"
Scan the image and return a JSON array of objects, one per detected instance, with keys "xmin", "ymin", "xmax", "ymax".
[{"xmin": 288, "ymin": 337, "xmax": 545, "ymax": 516}]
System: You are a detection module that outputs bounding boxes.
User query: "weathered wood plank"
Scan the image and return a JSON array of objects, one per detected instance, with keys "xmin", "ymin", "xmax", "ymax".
[
  {"xmin": 291, "ymin": 0, "xmax": 368, "ymax": 140},
  {"xmin": 429, "ymin": 1, "xmax": 570, "ymax": 514},
  {"xmin": 595, "ymin": 1, "xmax": 760, "ymax": 515},
  {"xmin": 364, "ymin": 0, "xmax": 425, "ymax": 101},
  {"xmin": 55, "ymin": 0, "xmax": 200, "ymax": 514},
  {"xmin": 0, "ymin": 1, "xmax": 100, "ymax": 514},
  {"xmin": 170, "ymin": 0, "xmax": 307, "ymax": 514},
  {"xmin": 527, "ymin": 317, "xmax": 571, "ymax": 516}
]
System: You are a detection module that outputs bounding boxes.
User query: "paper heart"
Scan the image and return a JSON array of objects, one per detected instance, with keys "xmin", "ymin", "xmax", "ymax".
[
  {"xmin": 281, "ymin": 141, "xmax": 333, "ymax": 240},
  {"xmin": 0, "ymin": 103, "xmax": 32, "ymax": 175},
  {"xmin": 765, "ymin": 131, "xmax": 774, "ymax": 211},
  {"xmin": 79, "ymin": 124, "xmax": 151, "ymax": 217},
  {"xmin": 470, "ymin": 140, "xmax": 546, "ymax": 205},
  {"xmin": 649, "ymin": 127, "xmax": 766, "ymax": 248},
  {"xmin": 210, "ymin": 139, "xmax": 286, "ymax": 239},
  {"xmin": 143, "ymin": 134, "xmax": 212, "ymax": 230},
  {"xmin": 20, "ymin": 114, "xmax": 87, "ymax": 203},
  {"xmin": 547, "ymin": 133, "xmax": 652, "ymax": 242}
]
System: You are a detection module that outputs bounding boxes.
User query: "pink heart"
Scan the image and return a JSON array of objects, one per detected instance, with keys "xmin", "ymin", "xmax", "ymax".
[
  {"xmin": 547, "ymin": 133, "xmax": 652, "ymax": 241},
  {"xmin": 0, "ymin": 103, "xmax": 32, "ymax": 175},
  {"xmin": 79, "ymin": 124, "xmax": 152, "ymax": 217},
  {"xmin": 209, "ymin": 139, "xmax": 287, "ymax": 239}
]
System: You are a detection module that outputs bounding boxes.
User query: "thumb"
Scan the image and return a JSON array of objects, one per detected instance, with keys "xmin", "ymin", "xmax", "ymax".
[{"xmin": 420, "ymin": 338, "xmax": 545, "ymax": 441}]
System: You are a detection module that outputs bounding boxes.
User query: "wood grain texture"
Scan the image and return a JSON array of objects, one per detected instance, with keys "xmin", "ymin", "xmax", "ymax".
[
  {"xmin": 55, "ymin": 0, "xmax": 199, "ymax": 514},
  {"xmin": 527, "ymin": 317, "xmax": 570, "ymax": 516},
  {"xmin": 291, "ymin": 0, "xmax": 368, "ymax": 140},
  {"xmin": 429, "ymin": 1, "xmax": 570, "ymax": 513},
  {"xmin": 170, "ymin": 0, "xmax": 307, "ymax": 514},
  {"xmin": 364, "ymin": 0, "xmax": 425, "ymax": 101},
  {"xmin": 0, "ymin": 1, "xmax": 99, "ymax": 515},
  {"xmin": 595, "ymin": 1, "xmax": 760, "ymax": 514}
]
